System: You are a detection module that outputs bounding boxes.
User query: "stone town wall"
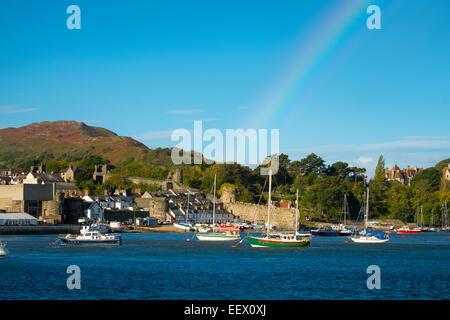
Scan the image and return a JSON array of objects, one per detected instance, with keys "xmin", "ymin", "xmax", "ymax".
[
  {"xmin": 223, "ymin": 201, "xmax": 297, "ymax": 230},
  {"xmin": 134, "ymin": 197, "xmax": 168, "ymax": 222},
  {"xmin": 126, "ymin": 176, "xmax": 167, "ymax": 190}
]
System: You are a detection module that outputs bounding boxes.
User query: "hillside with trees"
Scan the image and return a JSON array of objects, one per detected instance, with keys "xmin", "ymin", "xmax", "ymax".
[{"xmin": 1, "ymin": 121, "xmax": 448, "ymax": 225}]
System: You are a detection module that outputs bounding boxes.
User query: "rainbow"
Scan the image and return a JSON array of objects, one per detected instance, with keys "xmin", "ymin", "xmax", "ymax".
[{"xmin": 248, "ymin": 0, "xmax": 378, "ymax": 128}]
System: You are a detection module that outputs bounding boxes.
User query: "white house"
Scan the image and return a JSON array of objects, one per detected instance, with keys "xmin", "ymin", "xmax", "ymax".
[{"xmin": 112, "ymin": 196, "xmax": 136, "ymax": 211}]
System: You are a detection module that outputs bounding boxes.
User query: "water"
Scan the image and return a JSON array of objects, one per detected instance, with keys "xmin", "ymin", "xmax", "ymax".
[{"xmin": 0, "ymin": 232, "xmax": 449, "ymax": 299}]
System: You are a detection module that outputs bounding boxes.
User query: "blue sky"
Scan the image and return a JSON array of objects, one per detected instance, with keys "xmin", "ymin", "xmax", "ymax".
[{"xmin": 0, "ymin": 0, "xmax": 449, "ymax": 176}]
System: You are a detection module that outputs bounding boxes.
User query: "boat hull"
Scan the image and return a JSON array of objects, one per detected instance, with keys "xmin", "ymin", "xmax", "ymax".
[
  {"xmin": 195, "ymin": 233, "xmax": 240, "ymax": 241},
  {"xmin": 173, "ymin": 223, "xmax": 193, "ymax": 231},
  {"xmin": 247, "ymin": 236, "xmax": 311, "ymax": 248},
  {"xmin": 58, "ymin": 237, "xmax": 122, "ymax": 246},
  {"xmin": 311, "ymin": 230, "xmax": 338, "ymax": 237},
  {"xmin": 349, "ymin": 236, "xmax": 389, "ymax": 244},
  {"xmin": 395, "ymin": 230, "xmax": 421, "ymax": 234},
  {"xmin": 60, "ymin": 239, "xmax": 122, "ymax": 246}
]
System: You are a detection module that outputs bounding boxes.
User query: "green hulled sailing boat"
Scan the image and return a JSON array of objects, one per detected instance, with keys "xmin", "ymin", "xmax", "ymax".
[{"xmin": 247, "ymin": 168, "xmax": 311, "ymax": 248}]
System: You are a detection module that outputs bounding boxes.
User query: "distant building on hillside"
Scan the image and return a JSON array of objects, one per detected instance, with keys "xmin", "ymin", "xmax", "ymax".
[
  {"xmin": 93, "ymin": 164, "xmax": 112, "ymax": 183},
  {"xmin": 61, "ymin": 165, "xmax": 85, "ymax": 182},
  {"xmin": 442, "ymin": 164, "xmax": 450, "ymax": 181},
  {"xmin": 385, "ymin": 164, "xmax": 423, "ymax": 185},
  {"xmin": 23, "ymin": 164, "xmax": 65, "ymax": 184}
]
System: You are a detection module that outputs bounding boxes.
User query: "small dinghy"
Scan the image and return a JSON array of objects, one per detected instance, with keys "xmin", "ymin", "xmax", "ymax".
[{"xmin": 0, "ymin": 241, "xmax": 9, "ymax": 257}]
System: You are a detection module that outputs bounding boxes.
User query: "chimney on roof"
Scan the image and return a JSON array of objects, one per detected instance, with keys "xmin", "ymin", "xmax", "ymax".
[
  {"xmin": 84, "ymin": 189, "xmax": 89, "ymax": 196},
  {"xmin": 104, "ymin": 189, "xmax": 108, "ymax": 196}
]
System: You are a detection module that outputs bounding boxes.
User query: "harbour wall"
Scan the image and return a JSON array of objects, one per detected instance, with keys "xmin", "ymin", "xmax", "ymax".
[
  {"xmin": 223, "ymin": 201, "xmax": 297, "ymax": 230},
  {"xmin": 0, "ymin": 224, "xmax": 81, "ymax": 235}
]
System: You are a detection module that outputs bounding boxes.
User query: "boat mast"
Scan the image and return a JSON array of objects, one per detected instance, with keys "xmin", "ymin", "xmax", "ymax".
[
  {"xmin": 420, "ymin": 205, "xmax": 423, "ymax": 228},
  {"xmin": 344, "ymin": 194, "xmax": 348, "ymax": 226},
  {"xmin": 295, "ymin": 189, "xmax": 299, "ymax": 234},
  {"xmin": 430, "ymin": 207, "xmax": 433, "ymax": 228},
  {"xmin": 365, "ymin": 188, "xmax": 369, "ymax": 233},
  {"xmin": 416, "ymin": 201, "xmax": 419, "ymax": 228},
  {"xmin": 186, "ymin": 192, "xmax": 189, "ymax": 224},
  {"xmin": 212, "ymin": 174, "xmax": 216, "ymax": 226},
  {"xmin": 266, "ymin": 169, "xmax": 272, "ymax": 238},
  {"xmin": 446, "ymin": 200, "xmax": 448, "ymax": 229}
]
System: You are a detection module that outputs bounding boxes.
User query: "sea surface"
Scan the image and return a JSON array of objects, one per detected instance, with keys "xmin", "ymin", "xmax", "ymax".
[{"xmin": 0, "ymin": 232, "xmax": 449, "ymax": 299}]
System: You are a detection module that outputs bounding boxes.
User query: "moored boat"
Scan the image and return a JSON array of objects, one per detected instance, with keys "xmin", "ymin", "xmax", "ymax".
[
  {"xmin": 58, "ymin": 230, "xmax": 122, "ymax": 246},
  {"xmin": 334, "ymin": 194, "xmax": 353, "ymax": 236},
  {"xmin": 109, "ymin": 221, "xmax": 125, "ymax": 233},
  {"xmin": 220, "ymin": 224, "xmax": 243, "ymax": 232},
  {"xmin": 349, "ymin": 188, "xmax": 389, "ymax": 244},
  {"xmin": 247, "ymin": 233, "xmax": 311, "ymax": 248},
  {"xmin": 173, "ymin": 222, "xmax": 195, "ymax": 231},
  {"xmin": 195, "ymin": 230, "xmax": 240, "ymax": 241},
  {"xmin": 0, "ymin": 241, "xmax": 9, "ymax": 257},
  {"xmin": 247, "ymin": 169, "xmax": 311, "ymax": 248},
  {"xmin": 394, "ymin": 226, "xmax": 422, "ymax": 234},
  {"xmin": 311, "ymin": 226, "xmax": 339, "ymax": 237},
  {"xmin": 196, "ymin": 174, "xmax": 241, "ymax": 241},
  {"xmin": 350, "ymin": 233, "xmax": 389, "ymax": 243}
]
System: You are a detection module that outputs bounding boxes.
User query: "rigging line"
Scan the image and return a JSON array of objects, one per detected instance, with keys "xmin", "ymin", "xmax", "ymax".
[{"xmin": 251, "ymin": 174, "xmax": 269, "ymax": 224}]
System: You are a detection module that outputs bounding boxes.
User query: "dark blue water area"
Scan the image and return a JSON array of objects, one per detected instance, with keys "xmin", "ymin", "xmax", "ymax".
[{"xmin": 0, "ymin": 232, "xmax": 449, "ymax": 300}]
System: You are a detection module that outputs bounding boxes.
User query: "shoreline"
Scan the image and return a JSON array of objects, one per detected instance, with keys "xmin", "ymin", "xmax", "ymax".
[
  {"xmin": 0, "ymin": 225, "xmax": 80, "ymax": 235},
  {"xmin": 0, "ymin": 219, "xmax": 408, "ymax": 235}
]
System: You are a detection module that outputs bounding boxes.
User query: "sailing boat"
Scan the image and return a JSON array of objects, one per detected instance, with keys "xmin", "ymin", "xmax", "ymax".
[
  {"xmin": 336, "ymin": 194, "xmax": 352, "ymax": 236},
  {"xmin": 247, "ymin": 170, "xmax": 311, "ymax": 248},
  {"xmin": 349, "ymin": 188, "xmax": 389, "ymax": 244},
  {"xmin": 440, "ymin": 200, "xmax": 449, "ymax": 232},
  {"xmin": 0, "ymin": 241, "xmax": 8, "ymax": 257},
  {"xmin": 195, "ymin": 174, "xmax": 240, "ymax": 241},
  {"xmin": 427, "ymin": 208, "xmax": 439, "ymax": 232}
]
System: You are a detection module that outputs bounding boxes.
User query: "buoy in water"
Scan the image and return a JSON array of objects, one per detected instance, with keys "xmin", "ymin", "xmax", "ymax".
[
  {"xmin": 231, "ymin": 245, "xmax": 237, "ymax": 248},
  {"xmin": 186, "ymin": 238, "xmax": 191, "ymax": 242},
  {"xmin": 344, "ymin": 241, "xmax": 349, "ymax": 243},
  {"xmin": 402, "ymin": 235, "xmax": 406, "ymax": 237}
]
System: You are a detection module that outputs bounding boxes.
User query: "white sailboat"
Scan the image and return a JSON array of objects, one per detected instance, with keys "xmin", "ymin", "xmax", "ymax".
[
  {"xmin": 349, "ymin": 188, "xmax": 389, "ymax": 244},
  {"xmin": 195, "ymin": 174, "xmax": 240, "ymax": 241},
  {"xmin": 0, "ymin": 241, "xmax": 9, "ymax": 257}
]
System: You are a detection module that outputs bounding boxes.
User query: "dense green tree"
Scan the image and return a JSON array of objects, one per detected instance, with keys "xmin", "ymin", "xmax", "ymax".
[
  {"xmin": 295, "ymin": 153, "xmax": 325, "ymax": 176},
  {"xmin": 368, "ymin": 155, "xmax": 389, "ymax": 217},
  {"xmin": 411, "ymin": 167, "xmax": 441, "ymax": 193}
]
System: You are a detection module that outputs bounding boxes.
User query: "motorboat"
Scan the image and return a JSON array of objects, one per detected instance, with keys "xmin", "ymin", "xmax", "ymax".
[
  {"xmin": 394, "ymin": 225, "xmax": 422, "ymax": 234},
  {"xmin": 58, "ymin": 230, "xmax": 122, "ymax": 246}
]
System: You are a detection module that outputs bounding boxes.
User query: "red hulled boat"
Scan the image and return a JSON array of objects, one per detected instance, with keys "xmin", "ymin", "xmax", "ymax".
[{"xmin": 395, "ymin": 226, "xmax": 422, "ymax": 234}]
